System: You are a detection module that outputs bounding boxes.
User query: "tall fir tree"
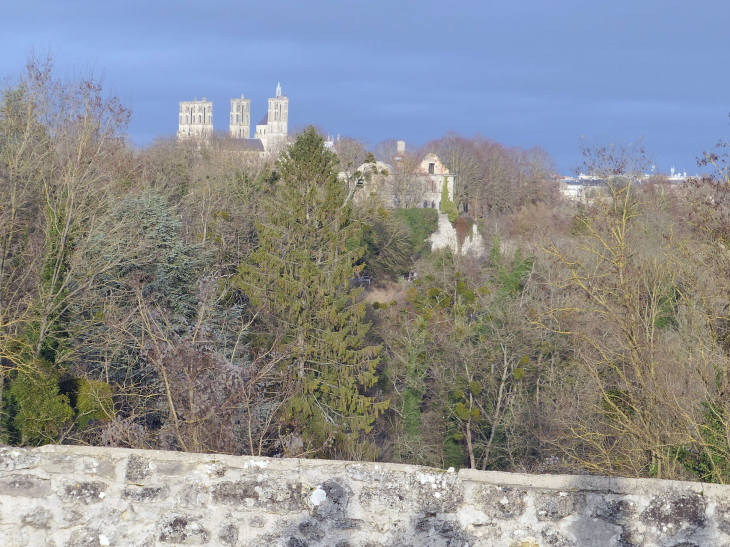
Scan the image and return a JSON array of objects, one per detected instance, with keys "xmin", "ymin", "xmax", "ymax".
[{"xmin": 235, "ymin": 127, "xmax": 387, "ymax": 458}]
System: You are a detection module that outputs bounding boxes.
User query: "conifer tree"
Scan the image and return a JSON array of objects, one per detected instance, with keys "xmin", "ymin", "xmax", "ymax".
[
  {"xmin": 235, "ymin": 127, "xmax": 387, "ymax": 458},
  {"xmin": 440, "ymin": 176, "xmax": 458, "ymax": 222}
]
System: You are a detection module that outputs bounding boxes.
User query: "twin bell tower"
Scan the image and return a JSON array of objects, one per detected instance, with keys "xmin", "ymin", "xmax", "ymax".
[{"xmin": 178, "ymin": 83, "xmax": 288, "ymax": 152}]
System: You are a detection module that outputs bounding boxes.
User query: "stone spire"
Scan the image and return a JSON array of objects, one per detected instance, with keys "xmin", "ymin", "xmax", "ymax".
[{"xmin": 276, "ymin": 82, "xmax": 282, "ymax": 97}]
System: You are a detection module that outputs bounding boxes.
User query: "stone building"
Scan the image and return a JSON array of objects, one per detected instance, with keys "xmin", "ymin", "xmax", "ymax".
[
  {"xmin": 417, "ymin": 152, "xmax": 455, "ymax": 210},
  {"xmin": 229, "ymin": 95, "xmax": 251, "ymax": 139},
  {"xmin": 177, "ymin": 98, "xmax": 213, "ymax": 139},
  {"xmin": 253, "ymin": 82, "xmax": 289, "ymax": 152},
  {"xmin": 349, "ymin": 144, "xmax": 455, "ymax": 209},
  {"xmin": 178, "ymin": 84, "xmax": 288, "ymax": 153},
  {"xmin": 344, "ymin": 143, "xmax": 482, "ymax": 256}
]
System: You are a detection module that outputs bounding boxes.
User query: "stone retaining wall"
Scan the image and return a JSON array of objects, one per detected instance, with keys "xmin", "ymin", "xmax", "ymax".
[{"xmin": 1, "ymin": 445, "xmax": 729, "ymax": 546}]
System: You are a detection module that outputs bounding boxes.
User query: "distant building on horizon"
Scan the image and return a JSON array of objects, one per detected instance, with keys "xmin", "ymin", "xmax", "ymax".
[
  {"xmin": 178, "ymin": 97, "xmax": 213, "ymax": 140},
  {"xmin": 229, "ymin": 95, "xmax": 251, "ymax": 139},
  {"xmin": 178, "ymin": 83, "xmax": 288, "ymax": 153}
]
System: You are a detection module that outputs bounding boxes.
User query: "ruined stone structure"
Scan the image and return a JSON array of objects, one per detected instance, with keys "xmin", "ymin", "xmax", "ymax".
[
  {"xmin": 177, "ymin": 98, "xmax": 213, "ymax": 140},
  {"xmin": 348, "ymin": 147, "xmax": 480, "ymax": 255},
  {"xmin": 350, "ymin": 150, "xmax": 455, "ymax": 210},
  {"xmin": 178, "ymin": 84, "xmax": 288, "ymax": 153},
  {"xmin": 418, "ymin": 153, "xmax": 455, "ymax": 210},
  {"xmin": 3, "ymin": 444, "xmax": 730, "ymax": 546},
  {"xmin": 429, "ymin": 214, "xmax": 485, "ymax": 256}
]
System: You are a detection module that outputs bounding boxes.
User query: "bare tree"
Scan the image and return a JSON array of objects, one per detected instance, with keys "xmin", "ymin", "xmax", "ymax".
[
  {"xmin": 333, "ymin": 137, "xmax": 371, "ymax": 206},
  {"xmin": 391, "ymin": 151, "xmax": 427, "ymax": 208},
  {"xmin": 537, "ymin": 143, "xmax": 719, "ymax": 479},
  {"xmin": 425, "ymin": 133, "xmax": 484, "ymax": 214},
  {"xmin": 134, "ymin": 277, "xmax": 292, "ymax": 455}
]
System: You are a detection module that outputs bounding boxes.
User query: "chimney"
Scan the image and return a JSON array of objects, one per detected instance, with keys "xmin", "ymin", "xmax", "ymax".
[{"xmin": 396, "ymin": 140, "xmax": 406, "ymax": 159}]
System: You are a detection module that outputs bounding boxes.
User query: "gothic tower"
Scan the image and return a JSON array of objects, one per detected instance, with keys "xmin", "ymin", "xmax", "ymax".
[
  {"xmin": 266, "ymin": 82, "xmax": 288, "ymax": 149},
  {"xmin": 178, "ymin": 98, "xmax": 213, "ymax": 139},
  {"xmin": 229, "ymin": 95, "xmax": 251, "ymax": 139}
]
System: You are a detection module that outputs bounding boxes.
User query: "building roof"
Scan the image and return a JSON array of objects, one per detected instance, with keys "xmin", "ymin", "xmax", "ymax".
[
  {"xmin": 258, "ymin": 113, "xmax": 268, "ymax": 126},
  {"xmin": 208, "ymin": 135, "xmax": 265, "ymax": 152},
  {"xmin": 239, "ymin": 139, "xmax": 265, "ymax": 152}
]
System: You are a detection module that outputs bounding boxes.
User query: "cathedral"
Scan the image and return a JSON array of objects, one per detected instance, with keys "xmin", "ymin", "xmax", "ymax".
[{"xmin": 177, "ymin": 83, "xmax": 288, "ymax": 152}]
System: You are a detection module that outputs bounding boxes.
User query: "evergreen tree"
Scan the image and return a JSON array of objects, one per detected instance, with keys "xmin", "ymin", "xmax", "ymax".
[
  {"xmin": 235, "ymin": 127, "xmax": 387, "ymax": 458},
  {"xmin": 439, "ymin": 176, "xmax": 458, "ymax": 222}
]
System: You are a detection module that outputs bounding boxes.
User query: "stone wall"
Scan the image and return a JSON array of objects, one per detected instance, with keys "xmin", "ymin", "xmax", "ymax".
[{"xmin": 2, "ymin": 445, "xmax": 729, "ymax": 547}]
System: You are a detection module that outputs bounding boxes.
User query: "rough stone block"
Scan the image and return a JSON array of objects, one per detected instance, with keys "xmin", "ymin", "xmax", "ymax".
[
  {"xmin": 22, "ymin": 507, "xmax": 54, "ymax": 528},
  {"xmin": 125, "ymin": 455, "xmax": 150, "ymax": 482},
  {"xmin": 0, "ymin": 449, "xmax": 40, "ymax": 472},
  {"xmin": 177, "ymin": 483, "xmax": 209, "ymax": 508},
  {"xmin": 122, "ymin": 485, "xmax": 169, "ymax": 502},
  {"xmin": 158, "ymin": 514, "xmax": 209, "ymax": 544},
  {"xmin": 66, "ymin": 528, "xmax": 103, "ymax": 547},
  {"xmin": 592, "ymin": 497, "xmax": 637, "ymax": 524},
  {"xmin": 211, "ymin": 479, "xmax": 305, "ymax": 513},
  {"xmin": 359, "ymin": 482, "xmax": 410, "ymax": 513},
  {"xmin": 310, "ymin": 478, "xmax": 352, "ymax": 518},
  {"xmin": 640, "ymin": 492, "xmax": 706, "ymax": 533},
  {"xmin": 218, "ymin": 523, "xmax": 238, "ymax": 545},
  {"xmin": 534, "ymin": 490, "xmax": 585, "ymax": 521},
  {"xmin": 62, "ymin": 481, "xmax": 109, "ymax": 505},
  {"xmin": 472, "ymin": 485, "xmax": 527, "ymax": 519},
  {"xmin": 0, "ymin": 475, "xmax": 50, "ymax": 498}
]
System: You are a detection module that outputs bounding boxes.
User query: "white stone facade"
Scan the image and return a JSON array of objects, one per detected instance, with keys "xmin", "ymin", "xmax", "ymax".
[
  {"xmin": 178, "ymin": 84, "xmax": 288, "ymax": 152},
  {"xmin": 417, "ymin": 153, "xmax": 454, "ymax": 210},
  {"xmin": 229, "ymin": 95, "xmax": 251, "ymax": 139},
  {"xmin": 254, "ymin": 82, "xmax": 289, "ymax": 152},
  {"xmin": 349, "ymin": 152, "xmax": 454, "ymax": 210},
  {"xmin": 177, "ymin": 98, "xmax": 213, "ymax": 139}
]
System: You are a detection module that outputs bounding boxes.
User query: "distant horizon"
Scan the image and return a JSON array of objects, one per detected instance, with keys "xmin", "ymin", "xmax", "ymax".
[
  {"xmin": 3, "ymin": 1, "xmax": 728, "ymax": 177},
  {"xmin": 108, "ymin": 77, "xmax": 728, "ymax": 178}
]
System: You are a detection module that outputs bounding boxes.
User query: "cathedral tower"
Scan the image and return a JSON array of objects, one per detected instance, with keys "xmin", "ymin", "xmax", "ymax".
[
  {"xmin": 229, "ymin": 95, "xmax": 251, "ymax": 139},
  {"xmin": 178, "ymin": 98, "xmax": 213, "ymax": 139},
  {"xmin": 266, "ymin": 82, "xmax": 288, "ymax": 149}
]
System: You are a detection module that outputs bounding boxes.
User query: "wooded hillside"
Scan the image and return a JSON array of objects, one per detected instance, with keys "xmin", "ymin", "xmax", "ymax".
[{"xmin": 3, "ymin": 59, "xmax": 730, "ymax": 483}]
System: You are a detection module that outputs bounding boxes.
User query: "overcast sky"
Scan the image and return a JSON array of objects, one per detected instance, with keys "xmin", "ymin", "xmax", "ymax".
[{"xmin": 2, "ymin": 0, "xmax": 728, "ymax": 174}]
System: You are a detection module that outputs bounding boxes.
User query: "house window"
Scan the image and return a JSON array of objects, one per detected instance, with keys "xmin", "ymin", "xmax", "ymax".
[{"xmin": 428, "ymin": 163, "xmax": 435, "ymax": 174}]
